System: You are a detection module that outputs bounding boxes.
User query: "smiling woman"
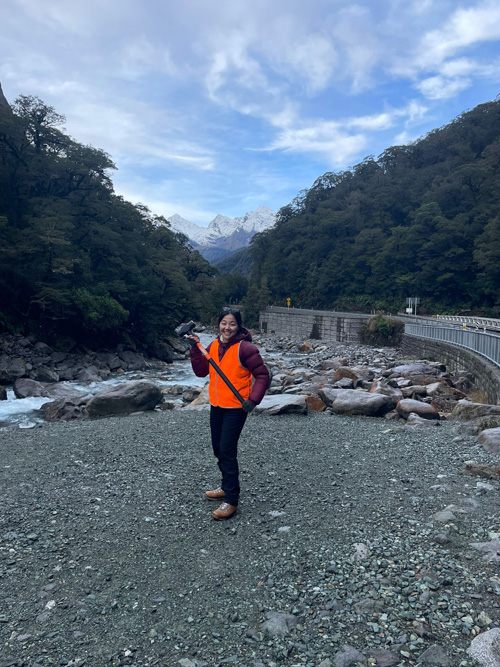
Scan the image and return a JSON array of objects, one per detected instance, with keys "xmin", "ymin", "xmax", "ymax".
[{"xmin": 187, "ymin": 307, "xmax": 269, "ymax": 521}]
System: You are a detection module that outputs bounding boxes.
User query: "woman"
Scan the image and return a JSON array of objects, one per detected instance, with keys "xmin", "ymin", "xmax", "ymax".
[{"xmin": 188, "ymin": 308, "xmax": 269, "ymax": 521}]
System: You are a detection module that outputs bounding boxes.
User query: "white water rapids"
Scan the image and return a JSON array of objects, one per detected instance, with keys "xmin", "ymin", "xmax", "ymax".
[{"xmin": 0, "ymin": 333, "xmax": 214, "ymax": 429}]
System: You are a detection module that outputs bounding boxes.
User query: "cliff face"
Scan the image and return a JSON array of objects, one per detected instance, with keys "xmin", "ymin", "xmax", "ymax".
[{"xmin": 0, "ymin": 82, "xmax": 11, "ymax": 109}]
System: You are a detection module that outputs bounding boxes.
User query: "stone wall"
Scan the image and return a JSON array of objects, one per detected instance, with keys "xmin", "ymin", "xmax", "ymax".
[
  {"xmin": 259, "ymin": 307, "xmax": 372, "ymax": 344},
  {"xmin": 402, "ymin": 334, "xmax": 500, "ymax": 405}
]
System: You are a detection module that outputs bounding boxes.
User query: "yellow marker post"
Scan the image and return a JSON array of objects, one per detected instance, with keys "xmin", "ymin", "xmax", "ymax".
[{"xmin": 286, "ymin": 297, "xmax": 291, "ymax": 309}]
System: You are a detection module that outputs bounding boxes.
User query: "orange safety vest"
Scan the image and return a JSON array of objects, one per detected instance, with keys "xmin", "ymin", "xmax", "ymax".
[{"xmin": 208, "ymin": 340, "xmax": 252, "ymax": 408}]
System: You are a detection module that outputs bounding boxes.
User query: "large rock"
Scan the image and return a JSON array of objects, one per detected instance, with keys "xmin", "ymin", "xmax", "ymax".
[
  {"xmin": 332, "ymin": 367, "xmax": 359, "ymax": 385},
  {"xmin": 370, "ymin": 380, "xmax": 403, "ymax": 404},
  {"xmin": 305, "ymin": 396, "xmax": 326, "ymax": 412},
  {"xmin": 406, "ymin": 413, "xmax": 441, "ymax": 427},
  {"xmin": 0, "ymin": 356, "xmax": 27, "ymax": 383},
  {"xmin": 478, "ymin": 428, "xmax": 500, "ymax": 454},
  {"xmin": 185, "ymin": 383, "xmax": 210, "ymax": 407},
  {"xmin": 118, "ymin": 350, "xmax": 148, "ymax": 370},
  {"xmin": 254, "ymin": 394, "xmax": 308, "ymax": 415},
  {"xmin": 13, "ymin": 378, "xmax": 48, "ymax": 398},
  {"xmin": 41, "ymin": 399, "xmax": 89, "ymax": 422},
  {"xmin": 467, "ymin": 628, "xmax": 500, "ymax": 667},
  {"xmin": 32, "ymin": 365, "xmax": 59, "ymax": 383},
  {"xmin": 86, "ymin": 380, "xmax": 162, "ymax": 417},
  {"xmin": 452, "ymin": 400, "xmax": 500, "ymax": 421},
  {"xmin": 261, "ymin": 611, "xmax": 298, "ymax": 636},
  {"xmin": 396, "ymin": 398, "xmax": 440, "ymax": 420},
  {"xmin": 389, "ymin": 362, "xmax": 439, "ymax": 377},
  {"xmin": 318, "ymin": 388, "xmax": 394, "ymax": 417}
]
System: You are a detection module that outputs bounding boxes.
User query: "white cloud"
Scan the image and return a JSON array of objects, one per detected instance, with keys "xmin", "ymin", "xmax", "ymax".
[
  {"xmin": 117, "ymin": 36, "xmax": 178, "ymax": 80},
  {"xmin": 416, "ymin": 2, "xmax": 500, "ymax": 69},
  {"xmin": 115, "ymin": 186, "xmax": 217, "ymax": 225},
  {"xmin": 269, "ymin": 121, "xmax": 366, "ymax": 164},
  {"xmin": 417, "ymin": 75, "xmax": 472, "ymax": 100}
]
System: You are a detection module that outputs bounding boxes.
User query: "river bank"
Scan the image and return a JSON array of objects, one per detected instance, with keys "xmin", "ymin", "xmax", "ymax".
[{"xmin": 1, "ymin": 407, "xmax": 499, "ymax": 667}]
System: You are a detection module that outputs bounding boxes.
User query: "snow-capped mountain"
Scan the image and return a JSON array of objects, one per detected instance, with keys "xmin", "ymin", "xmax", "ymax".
[{"xmin": 167, "ymin": 206, "xmax": 276, "ymax": 263}]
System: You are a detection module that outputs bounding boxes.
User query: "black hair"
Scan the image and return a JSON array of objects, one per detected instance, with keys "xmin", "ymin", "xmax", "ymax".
[{"xmin": 218, "ymin": 307, "xmax": 243, "ymax": 329}]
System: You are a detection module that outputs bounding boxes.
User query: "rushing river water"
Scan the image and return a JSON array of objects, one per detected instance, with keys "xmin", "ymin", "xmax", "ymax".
[{"xmin": 0, "ymin": 333, "xmax": 214, "ymax": 429}]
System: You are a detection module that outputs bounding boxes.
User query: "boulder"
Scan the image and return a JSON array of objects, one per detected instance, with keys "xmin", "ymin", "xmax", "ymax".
[
  {"xmin": 254, "ymin": 394, "xmax": 308, "ymax": 415},
  {"xmin": 390, "ymin": 362, "xmax": 439, "ymax": 377},
  {"xmin": 33, "ymin": 365, "xmax": 59, "ymax": 383},
  {"xmin": 185, "ymin": 383, "xmax": 210, "ymax": 407},
  {"xmin": 370, "ymin": 381, "xmax": 403, "ymax": 404},
  {"xmin": 332, "ymin": 367, "xmax": 359, "ymax": 385},
  {"xmin": 396, "ymin": 399, "xmax": 440, "ymax": 420},
  {"xmin": 118, "ymin": 350, "xmax": 148, "ymax": 370},
  {"xmin": 41, "ymin": 399, "xmax": 89, "ymax": 422},
  {"xmin": 401, "ymin": 385, "xmax": 427, "ymax": 398},
  {"xmin": 463, "ymin": 462, "xmax": 500, "ymax": 480},
  {"xmin": 14, "ymin": 378, "xmax": 49, "ymax": 398},
  {"xmin": 305, "ymin": 396, "xmax": 326, "ymax": 412},
  {"xmin": 467, "ymin": 628, "xmax": 500, "ymax": 667},
  {"xmin": 182, "ymin": 387, "xmax": 201, "ymax": 402},
  {"xmin": 34, "ymin": 341, "xmax": 53, "ymax": 355},
  {"xmin": 0, "ymin": 387, "xmax": 6, "ymax": 400},
  {"xmin": 75, "ymin": 366, "xmax": 101, "ymax": 383},
  {"xmin": 261, "ymin": 611, "xmax": 298, "ymax": 637},
  {"xmin": 463, "ymin": 416, "xmax": 500, "ymax": 436},
  {"xmin": 478, "ymin": 427, "xmax": 500, "ymax": 454},
  {"xmin": 318, "ymin": 388, "xmax": 394, "ymax": 417},
  {"xmin": 86, "ymin": 380, "xmax": 162, "ymax": 417},
  {"xmin": 452, "ymin": 400, "xmax": 500, "ymax": 421},
  {"xmin": 0, "ymin": 356, "xmax": 27, "ymax": 383},
  {"xmin": 406, "ymin": 413, "xmax": 441, "ymax": 427}
]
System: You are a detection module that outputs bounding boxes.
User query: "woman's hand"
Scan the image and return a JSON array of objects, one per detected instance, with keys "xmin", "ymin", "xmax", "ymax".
[{"xmin": 186, "ymin": 334, "xmax": 200, "ymax": 348}]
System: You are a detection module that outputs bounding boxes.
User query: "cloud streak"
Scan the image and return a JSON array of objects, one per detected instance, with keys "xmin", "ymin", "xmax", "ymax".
[{"xmin": 2, "ymin": 0, "xmax": 500, "ymax": 223}]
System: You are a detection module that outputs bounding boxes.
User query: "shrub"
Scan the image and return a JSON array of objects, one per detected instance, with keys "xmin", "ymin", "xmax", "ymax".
[{"xmin": 360, "ymin": 315, "xmax": 404, "ymax": 347}]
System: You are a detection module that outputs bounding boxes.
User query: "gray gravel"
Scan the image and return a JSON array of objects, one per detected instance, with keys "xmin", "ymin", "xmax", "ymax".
[{"xmin": 1, "ymin": 408, "xmax": 499, "ymax": 667}]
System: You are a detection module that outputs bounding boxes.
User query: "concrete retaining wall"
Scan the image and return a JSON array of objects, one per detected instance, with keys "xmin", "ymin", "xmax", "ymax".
[
  {"xmin": 259, "ymin": 307, "xmax": 372, "ymax": 344},
  {"xmin": 402, "ymin": 334, "xmax": 500, "ymax": 405}
]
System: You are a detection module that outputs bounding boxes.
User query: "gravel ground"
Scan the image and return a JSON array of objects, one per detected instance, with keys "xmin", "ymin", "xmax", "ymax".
[{"xmin": 1, "ymin": 408, "xmax": 499, "ymax": 667}]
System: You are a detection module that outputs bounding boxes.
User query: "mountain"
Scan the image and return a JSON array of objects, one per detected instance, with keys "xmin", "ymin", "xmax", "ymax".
[{"xmin": 166, "ymin": 205, "xmax": 276, "ymax": 264}]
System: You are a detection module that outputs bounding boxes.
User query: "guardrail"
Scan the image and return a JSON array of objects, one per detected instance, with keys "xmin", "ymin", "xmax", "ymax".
[
  {"xmin": 435, "ymin": 315, "xmax": 500, "ymax": 331},
  {"xmin": 405, "ymin": 323, "xmax": 500, "ymax": 368}
]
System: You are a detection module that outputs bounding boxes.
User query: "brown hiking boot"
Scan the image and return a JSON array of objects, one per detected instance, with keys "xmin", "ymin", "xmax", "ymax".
[
  {"xmin": 212, "ymin": 502, "xmax": 238, "ymax": 521},
  {"xmin": 205, "ymin": 487, "xmax": 225, "ymax": 501}
]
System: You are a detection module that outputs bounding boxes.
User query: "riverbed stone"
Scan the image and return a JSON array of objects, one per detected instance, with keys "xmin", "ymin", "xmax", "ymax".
[
  {"xmin": 86, "ymin": 380, "xmax": 163, "ymax": 417},
  {"xmin": 13, "ymin": 378, "xmax": 48, "ymax": 398},
  {"xmin": 319, "ymin": 387, "xmax": 394, "ymax": 417},
  {"xmin": 477, "ymin": 427, "xmax": 500, "ymax": 454},
  {"xmin": 261, "ymin": 611, "xmax": 297, "ymax": 636},
  {"xmin": 396, "ymin": 398, "xmax": 440, "ymax": 420},
  {"xmin": 41, "ymin": 399, "xmax": 89, "ymax": 422},
  {"xmin": 467, "ymin": 628, "xmax": 500, "ymax": 667},
  {"xmin": 452, "ymin": 400, "xmax": 500, "ymax": 421},
  {"xmin": 254, "ymin": 394, "xmax": 308, "ymax": 415}
]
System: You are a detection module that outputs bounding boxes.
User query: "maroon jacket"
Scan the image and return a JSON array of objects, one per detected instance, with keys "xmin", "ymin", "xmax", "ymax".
[{"xmin": 190, "ymin": 328, "xmax": 269, "ymax": 405}]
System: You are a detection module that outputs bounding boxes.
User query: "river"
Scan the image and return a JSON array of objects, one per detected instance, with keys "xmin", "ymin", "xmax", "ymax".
[{"xmin": 0, "ymin": 333, "xmax": 214, "ymax": 429}]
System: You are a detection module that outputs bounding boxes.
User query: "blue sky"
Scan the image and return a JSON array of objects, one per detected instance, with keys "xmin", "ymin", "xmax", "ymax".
[{"xmin": 2, "ymin": 0, "xmax": 500, "ymax": 224}]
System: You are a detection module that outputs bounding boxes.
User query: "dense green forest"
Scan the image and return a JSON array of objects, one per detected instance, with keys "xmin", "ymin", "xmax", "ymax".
[
  {"xmin": 243, "ymin": 97, "xmax": 500, "ymax": 321},
  {"xmin": 2, "ymin": 91, "xmax": 499, "ymax": 347},
  {"xmin": 0, "ymin": 94, "xmax": 245, "ymax": 354}
]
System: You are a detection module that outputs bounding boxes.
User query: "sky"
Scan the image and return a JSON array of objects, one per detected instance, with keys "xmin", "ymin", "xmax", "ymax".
[{"xmin": 2, "ymin": 0, "xmax": 500, "ymax": 225}]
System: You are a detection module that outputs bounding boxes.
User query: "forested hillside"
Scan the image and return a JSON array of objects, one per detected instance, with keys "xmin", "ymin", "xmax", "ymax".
[
  {"xmin": 0, "ymin": 95, "xmax": 224, "ymax": 354},
  {"xmin": 246, "ymin": 98, "xmax": 500, "ymax": 318}
]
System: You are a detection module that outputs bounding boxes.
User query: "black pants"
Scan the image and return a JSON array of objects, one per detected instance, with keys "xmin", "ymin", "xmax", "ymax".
[{"xmin": 209, "ymin": 406, "xmax": 248, "ymax": 506}]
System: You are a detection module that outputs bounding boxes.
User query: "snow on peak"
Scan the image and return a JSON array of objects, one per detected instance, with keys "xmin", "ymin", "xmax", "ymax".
[{"xmin": 167, "ymin": 206, "xmax": 276, "ymax": 248}]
